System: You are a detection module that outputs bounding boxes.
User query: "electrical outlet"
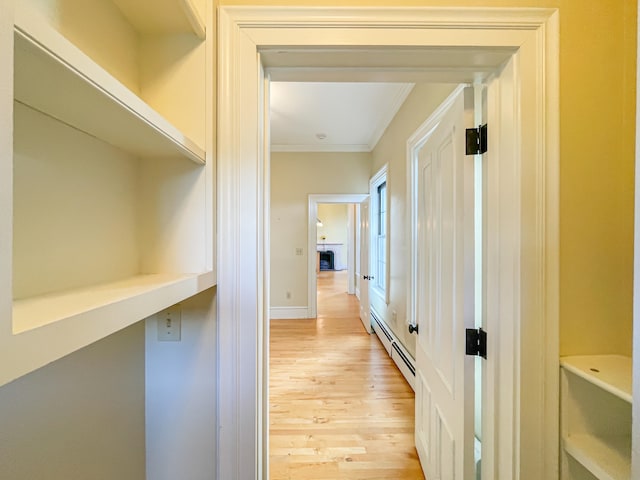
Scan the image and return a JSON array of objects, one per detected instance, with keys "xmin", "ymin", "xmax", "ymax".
[
  {"xmin": 286, "ymin": 291, "xmax": 291, "ymax": 300},
  {"xmin": 295, "ymin": 247, "xmax": 303, "ymax": 256},
  {"xmin": 157, "ymin": 305, "xmax": 181, "ymax": 342}
]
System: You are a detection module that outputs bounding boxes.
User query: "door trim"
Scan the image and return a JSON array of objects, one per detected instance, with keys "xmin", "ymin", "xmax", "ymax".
[
  {"xmin": 217, "ymin": 7, "xmax": 559, "ymax": 480},
  {"xmin": 407, "ymin": 83, "xmax": 467, "ymax": 330},
  {"xmin": 307, "ymin": 194, "xmax": 368, "ymax": 319}
]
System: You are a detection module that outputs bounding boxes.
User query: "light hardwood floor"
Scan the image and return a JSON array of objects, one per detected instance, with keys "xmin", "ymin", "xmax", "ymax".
[{"xmin": 270, "ymin": 270, "xmax": 425, "ymax": 480}]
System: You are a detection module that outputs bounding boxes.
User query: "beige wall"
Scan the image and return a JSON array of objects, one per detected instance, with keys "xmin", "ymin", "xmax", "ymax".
[
  {"xmin": 27, "ymin": 0, "xmax": 141, "ymax": 92},
  {"xmin": 224, "ymin": 0, "xmax": 638, "ymax": 357},
  {"xmin": 270, "ymin": 152, "xmax": 371, "ymax": 308},
  {"xmin": 0, "ymin": 323, "xmax": 146, "ymax": 480},
  {"xmin": 145, "ymin": 289, "xmax": 217, "ymax": 480},
  {"xmin": 317, "ymin": 203, "xmax": 349, "ymax": 246}
]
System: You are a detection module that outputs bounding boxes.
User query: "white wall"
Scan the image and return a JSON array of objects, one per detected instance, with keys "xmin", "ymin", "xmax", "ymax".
[
  {"xmin": 270, "ymin": 152, "xmax": 371, "ymax": 309},
  {"xmin": 370, "ymin": 83, "xmax": 458, "ymax": 357},
  {"xmin": 145, "ymin": 288, "xmax": 217, "ymax": 480},
  {"xmin": 0, "ymin": 323, "xmax": 146, "ymax": 480}
]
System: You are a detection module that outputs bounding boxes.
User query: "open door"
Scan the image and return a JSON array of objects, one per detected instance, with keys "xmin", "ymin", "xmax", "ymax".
[
  {"xmin": 412, "ymin": 88, "xmax": 476, "ymax": 479},
  {"xmin": 358, "ymin": 198, "xmax": 371, "ymax": 333}
]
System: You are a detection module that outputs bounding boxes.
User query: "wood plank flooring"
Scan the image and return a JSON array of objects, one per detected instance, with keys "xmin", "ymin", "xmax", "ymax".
[{"xmin": 270, "ymin": 270, "xmax": 425, "ymax": 480}]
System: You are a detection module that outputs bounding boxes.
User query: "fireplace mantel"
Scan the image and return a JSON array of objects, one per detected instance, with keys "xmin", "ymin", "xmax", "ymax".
[{"xmin": 316, "ymin": 243, "xmax": 345, "ymax": 271}]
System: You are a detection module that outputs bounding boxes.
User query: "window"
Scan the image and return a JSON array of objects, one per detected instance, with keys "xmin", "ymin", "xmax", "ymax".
[{"xmin": 370, "ymin": 165, "xmax": 388, "ymax": 301}]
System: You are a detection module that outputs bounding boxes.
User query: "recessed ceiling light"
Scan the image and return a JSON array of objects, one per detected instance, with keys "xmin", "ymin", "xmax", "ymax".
[{"xmin": 316, "ymin": 133, "xmax": 327, "ymax": 140}]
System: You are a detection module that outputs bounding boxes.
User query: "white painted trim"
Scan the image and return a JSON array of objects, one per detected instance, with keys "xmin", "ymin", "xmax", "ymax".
[
  {"xmin": 217, "ymin": 10, "xmax": 262, "ymax": 479},
  {"xmin": 271, "ymin": 143, "xmax": 370, "ymax": 153},
  {"xmin": 259, "ymin": 60, "xmax": 271, "ymax": 480},
  {"xmin": 371, "ymin": 310, "xmax": 393, "ymax": 355},
  {"xmin": 180, "ymin": 0, "xmax": 206, "ymax": 39},
  {"xmin": 307, "ymin": 194, "xmax": 369, "ymax": 319},
  {"xmin": 269, "ymin": 307, "xmax": 310, "ymax": 320},
  {"xmin": 0, "ymin": 0, "xmax": 13, "ymax": 380},
  {"xmin": 369, "ymin": 164, "xmax": 389, "ymax": 305},
  {"xmin": 391, "ymin": 342, "xmax": 416, "ymax": 392},
  {"xmin": 633, "ymin": 0, "xmax": 640, "ymax": 475},
  {"xmin": 407, "ymin": 83, "xmax": 466, "ymax": 328},
  {"xmin": 347, "ymin": 205, "xmax": 356, "ymax": 295},
  {"xmin": 354, "ymin": 202, "xmax": 362, "ymax": 301},
  {"xmin": 217, "ymin": 7, "xmax": 559, "ymax": 480},
  {"xmin": 371, "ymin": 309, "xmax": 416, "ymax": 391}
]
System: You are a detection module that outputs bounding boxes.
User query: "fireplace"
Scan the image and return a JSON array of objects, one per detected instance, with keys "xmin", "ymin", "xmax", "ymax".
[{"xmin": 318, "ymin": 250, "xmax": 334, "ymax": 271}]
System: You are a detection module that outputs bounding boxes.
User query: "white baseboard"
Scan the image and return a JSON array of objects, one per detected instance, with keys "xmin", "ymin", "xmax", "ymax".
[
  {"xmin": 391, "ymin": 342, "xmax": 416, "ymax": 391},
  {"xmin": 370, "ymin": 309, "xmax": 416, "ymax": 391},
  {"xmin": 270, "ymin": 307, "xmax": 309, "ymax": 320}
]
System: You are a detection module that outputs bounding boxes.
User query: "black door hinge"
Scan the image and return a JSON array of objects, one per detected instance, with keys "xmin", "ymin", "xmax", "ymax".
[
  {"xmin": 465, "ymin": 124, "xmax": 488, "ymax": 155},
  {"xmin": 465, "ymin": 328, "xmax": 487, "ymax": 359}
]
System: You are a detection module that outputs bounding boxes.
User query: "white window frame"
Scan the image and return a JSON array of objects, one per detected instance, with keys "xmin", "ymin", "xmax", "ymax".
[{"xmin": 370, "ymin": 164, "xmax": 389, "ymax": 304}]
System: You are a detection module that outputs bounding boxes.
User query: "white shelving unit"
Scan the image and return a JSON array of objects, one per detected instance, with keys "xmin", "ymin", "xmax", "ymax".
[
  {"xmin": 13, "ymin": 272, "xmax": 215, "ymax": 334},
  {"xmin": 111, "ymin": 0, "xmax": 206, "ymax": 39},
  {"xmin": 14, "ymin": 25, "xmax": 205, "ymax": 164},
  {"xmin": 0, "ymin": 0, "xmax": 214, "ymax": 386},
  {"xmin": 561, "ymin": 355, "xmax": 632, "ymax": 480}
]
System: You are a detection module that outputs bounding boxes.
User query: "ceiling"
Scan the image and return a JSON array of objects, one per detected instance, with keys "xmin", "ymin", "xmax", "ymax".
[
  {"xmin": 269, "ymin": 82, "xmax": 414, "ymax": 153},
  {"xmin": 266, "ymin": 46, "xmax": 517, "ymax": 153}
]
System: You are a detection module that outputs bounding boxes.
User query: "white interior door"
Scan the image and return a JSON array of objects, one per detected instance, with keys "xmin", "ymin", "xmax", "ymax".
[
  {"xmin": 358, "ymin": 198, "xmax": 371, "ymax": 333},
  {"xmin": 413, "ymin": 88, "xmax": 476, "ymax": 480}
]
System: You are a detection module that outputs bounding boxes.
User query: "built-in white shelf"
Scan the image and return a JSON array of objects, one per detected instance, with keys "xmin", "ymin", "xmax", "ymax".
[
  {"xmin": 564, "ymin": 434, "xmax": 631, "ymax": 480},
  {"xmin": 1, "ymin": 0, "xmax": 214, "ymax": 388},
  {"xmin": 560, "ymin": 355, "xmax": 632, "ymax": 404},
  {"xmin": 13, "ymin": 272, "xmax": 215, "ymax": 334},
  {"xmin": 111, "ymin": 0, "xmax": 205, "ymax": 39},
  {"xmin": 561, "ymin": 355, "xmax": 632, "ymax": 480},
  {"xmin": 13, "ymin": 10, "xmax": 205, "ymax": 165}
]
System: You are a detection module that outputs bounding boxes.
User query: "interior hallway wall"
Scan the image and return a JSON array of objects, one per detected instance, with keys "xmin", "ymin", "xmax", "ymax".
[
  {"xmin": 145, "ymin": 288, "xmax": 217, "ymax": 480},
  {"xmin": 270, "ymin": 152, "xmax": 371, "ymax": 310},
  {"xmin": 0, "ymin": 323, "xmax": 146, "ymax": 480}
]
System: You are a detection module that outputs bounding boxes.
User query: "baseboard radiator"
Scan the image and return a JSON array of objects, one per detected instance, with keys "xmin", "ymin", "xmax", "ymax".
[{"xmin": 370, "ymin": 310, "xmax": 416, "ymax": 391}]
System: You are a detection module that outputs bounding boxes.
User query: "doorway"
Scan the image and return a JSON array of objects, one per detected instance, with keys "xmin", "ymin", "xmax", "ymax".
[
  {"xmin": 307, "ymin": 194, "xmax": 368, "ymax": 320},
  {"xmin": 217, "ymin": 7, "xmax": 559, "ymax": 480}
]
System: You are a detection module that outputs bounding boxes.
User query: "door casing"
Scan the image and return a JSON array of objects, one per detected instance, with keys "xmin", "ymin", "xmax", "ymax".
[
  {"xmin": 217, "ymin": 7, "xmax": 559, "ymax": 480},
  {"xmin": 307, "ymin": 194, "xmax": 368, "ymax": 319}
]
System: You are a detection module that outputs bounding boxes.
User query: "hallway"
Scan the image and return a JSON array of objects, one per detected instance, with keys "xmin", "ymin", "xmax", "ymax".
[{"xmin": 269, "ymin": 271, "xmax": 424, "ymax": 479}]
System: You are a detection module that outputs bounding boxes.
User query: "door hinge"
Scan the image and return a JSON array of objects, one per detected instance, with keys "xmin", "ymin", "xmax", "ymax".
[
  {"xmin": 465, "ymin": 328, "xmax": 487, "ymax": 359},
  {"xmin": 465, "ymin": 124, "xmax": 487, "ymax": 155}
]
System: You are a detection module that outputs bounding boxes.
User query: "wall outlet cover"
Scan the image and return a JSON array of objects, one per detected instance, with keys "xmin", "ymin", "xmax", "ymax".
[{"xmin": 157, "ymin": 305, "xmax": 181, "ymax": 341}]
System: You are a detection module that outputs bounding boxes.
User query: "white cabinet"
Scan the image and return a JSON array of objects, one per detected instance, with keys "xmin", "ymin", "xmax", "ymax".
[
  {"xmin": 0, "ymin": 0, "xmax": 214, "ymax": 386},
  {"xmin": 561, "ymin": 355, "xmax": 632, "ymax": 480}
]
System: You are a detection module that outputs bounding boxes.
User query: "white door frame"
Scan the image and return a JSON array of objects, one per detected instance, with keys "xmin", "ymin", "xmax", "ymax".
[
  {"xmin": 308, "ymin": 194, "xmax": 369, "ymax": 319},
  {"xmin": 217, "ymin": 7, "xmax": 559, "ymax": 480}
]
